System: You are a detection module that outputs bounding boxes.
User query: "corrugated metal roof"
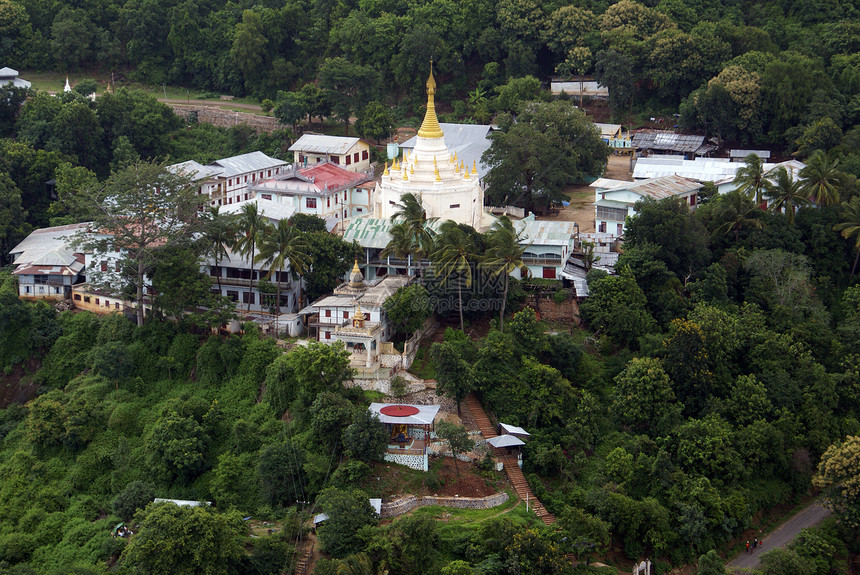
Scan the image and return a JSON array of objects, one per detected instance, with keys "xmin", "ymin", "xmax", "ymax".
[
  {"xmin": 289, "ymin": 134, "xmax": 362, "ymax": 155},
  {"xmin": 594, "ymin": 123, "xmax": 622, "ymax": 138},
  {"xmin": 211, "ymin": 151, "xmax": 286, "ymax": 178},
  {"xmin": 632, "ymin": 131, "xmax": 706, "ymax": 154},
  {"xmin": 220, "ymin": 197, "xmax": 296, "ymax": 222},
  {"xmin": 513, "ymin": 215, "xmax": 577, "ymax": 247},
  {"xmin": 299, "ymin": 162, "xmax": 371, "ymax": 191},
  {"xmin": 166, "ymin": 160, "xmax": 224, "ymax": 181},
  {"xmin": 0, "ymin": 67, "xmax": 18, "ymax": 77},
  {"xmin": 633, "ymin": 157, "xmax": 806, "ymax": 183},
  {"xmin": 624, "ymin": 175, "xmax": 702, "ymax": 199},
  {"xmin": 9, "ymin": 222, "xmax": 90, "ymax": 265},
  {"xmin": 730, "ymin": 149, "xmax": 771, "ymax": 159},
  {"xmin": 400, "ymin": 123, "xmax": 494, "ymax": 179}
]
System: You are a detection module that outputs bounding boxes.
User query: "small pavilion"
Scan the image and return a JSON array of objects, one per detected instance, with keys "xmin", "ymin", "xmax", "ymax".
[{"xmin": 368, "ymin": 403, "xmax": 441, "ymax": 471}]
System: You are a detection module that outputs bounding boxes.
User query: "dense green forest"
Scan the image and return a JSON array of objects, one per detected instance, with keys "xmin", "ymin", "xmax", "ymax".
[{"xmin": 1, "ymin": 0, "xmax": 859, "ymax": 153}]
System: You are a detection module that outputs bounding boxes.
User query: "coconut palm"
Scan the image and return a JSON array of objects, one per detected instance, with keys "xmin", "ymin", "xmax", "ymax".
[
  {"xmin": 431, "ymin": 220, "xmax": 477, "ymax": 331},
  {"xmin": 482, "ymin": 216, "xmax": 528, "ymax": 332},
  {"xmin": 256, "ymin": 219, "xmax": 311, "ymax": 314},
  {"xmin": 201, "ymin": 206, "xmax": 237, "ymax": 293},
  {"xmin": 834, "ymin": 197, "xmax": 860, "ymax": 278},
  {"xmin": 380, "ymin": 222, "xmax": 412, "ymax": 275},
  {"xmin": 799, "ymin": 149, "xmax": 843, "ymax": 206},
  {"xmin": 234, "ymin": 202, "xmax": 266, "ymax": 312},
  {"xmin": 733, "ymin": 153, "xmax": 767, "ymax": 207},
  {"xmin": 711, "ymin": 189, "xmax": 765, "ymax": 241},
  {"xmin": 764, "ymin": 166, "xmax": 810, "ymax": 224},
  {"xmin": 390, "ymin": 193, "xmax": 436, "ymax": 276}
]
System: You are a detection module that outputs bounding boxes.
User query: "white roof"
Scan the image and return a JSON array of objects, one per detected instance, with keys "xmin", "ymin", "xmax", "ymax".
[
  {"xmin": 514, "ymin": 214, "xmax": 577, "ymax": 247},
  {"xmin": 289, "ymin": 134, "xmax": 362, "ymax": 155},
  {"xmin": 633, "ymin": 157, "xmax": 806, "ymax": 183},
  {"xmin": 153, "ymin": 499, "xmax": 211, "ymax": 507},
  {"xmin": 591, "ymin": 178, "xmax": 631, "ymax": 191},
  {"xmin": 730, "ymin": 149, "xmax": 771, "ymax": 159},
  {"xmin": 594, "ymin": 123, "xmax": 622, "ymax": 138},
  {"xmin": 550, "ymin": 80, "xmax": 608, "ymax": 96},
  {"xmin": 9, "ymin": 222, "xmax": 90, "ymax": 265},
  {"xmin": 313, "ymin": 513, "xmax": 329, "ymax": 524},
  {"xmin": 167, "ymin": 160, "xmax": 224, "ymax": 181},
  {"xmin": 369, "ymin": 498, "xmax": 382, "ymax": 515},
  {"xmin": 220, "ymin": 197, "xmax": 296, "ymax": 222},
  {"xmin": 211, "ymin": 151, "xmax": 286, "ymax": 178},
  {"xmin": 368, "ymin": 403, "xmax": 441, "ymax": 425},
  {"xmin": 499, "ymin": 423, "xmax": 530, "ymax": 436},
  {"xmin": 487, "ymin": 435, "xmax": 525, "ymax": 448}
]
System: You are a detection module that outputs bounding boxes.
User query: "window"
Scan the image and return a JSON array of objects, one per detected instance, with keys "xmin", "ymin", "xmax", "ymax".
[
  {"xmin": 115, "ymin": 303, "xmax": 120, "ymax": 310},
  {"xmin": 267, "ymin": 170, "xmax": 271, "ymax": 177},
  {"xmin": 95, "ymin": 298, "xmax": 100, "ymax": 305},
  {"xmin": 542, "ymin": 267, "xmax": 556, "ymax": 279},
  {"xmin": 690, "ymin": 194, "xmax": 697, "ymax": 206},
  {"xmin": 84, "ymin": 296, "xmax": 90, "ymax": 303},
  {"xmin": 74, "ymin": 294, "xmax": 81, "ymax": 301},
  {"xmin": 617, "ymin": 223, "xmax": 624, "ymax": 235},
  {"xmin": 306, "ymin": 197, "xmax": 317, "ymax": 209},
  {"xmin": 362, "ymin": 150, "xmax": 368, "ymax": 160},
  {"xmin": 343, "ymin": 311, "xmax": 348, "ymax": 319},
  {"xmin": 325, "ymin": 310, "xmax": 331, "ymax": 317},
  {"xmin": 243, "ymin": 292, "xmax": 255, "ymax": 304},
  {"xmin": 327, "ymin": 197, "xmax": 330, "ymax": 208},
  {"xmin": 595, "ymin": 206, "xmax": 627, "ymax": 222},
  {"xmin": 325, "ymin": 331, "xmax": 331, "ymax": 340},
  {"xmin": 244, "ymin": 176, "xmax": 248, "ymax": 183},
  {"xmin": 449, "ymin": 204, "xmax": 460, "ymax": 209},
  {"xmin": 331, "ymin": 156, "xmax": 339, "ymax": 164},
  {"xmin": 345, "ymin": 155, "xmax": 351, "ymax": 165},
  {"xmin": 227, "ymin": 290, "xmax": 239, "ymax": 302},
  {"xmin": 101, "ymin": 261, "xmax": 108, "ymax": 272},
  {"xmin": 24, "ymin": 286, "xmax": 30, "ymax": 293},
  {"xmin": 262, "ymin": 193, "xmax": 272, "ymax": 200},
  {"xmin": 354, "ymin": 152, "xmax": 359, "ymax": 163}
]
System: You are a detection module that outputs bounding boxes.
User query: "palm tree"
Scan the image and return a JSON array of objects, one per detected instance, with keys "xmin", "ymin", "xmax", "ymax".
[
  {"xmin": 764, "ymin": 166, "xmax": 810, "ymax": 224},
  {"xmin": 733, "ymin": 153, "xmax": 767, "ymax": 207},
  {"xmin": 380, "ymin": 222, "xmax": 412, "ymax": 275},
  {"xmin": 201, "ymin": 207, "xmax": 237, "ymax": 293},
  {"xmin": 834, "ymin": 197, "xmax": 860, "ymax": 278},
  {"xmin": 336, "ymin": 552, "xmax": 374, "ymax": 575},
  {"xmin": 390, "ymin": 193, "xmax": 436, "ymax": 277},
  {"xmin": 711, "ymin": 189, "xmax": 765, "ymax": 241},
  {"xmin": 482, "ymin": 216, "xmax": 528, "ymax": 332},
  {"xmin": 256, "ymin": 219, "xmax": 311, "ymax": 315},
  {"xmin": 431, "ymin": 221, "xmax": 477, "ymax": 331},
  {"xmin": 234, "ymin": 202, "xmax": 266, "ymax": 312},
  {"xmin": 799, "ymin": 149, "xmax": 843, "ymax": 206}
]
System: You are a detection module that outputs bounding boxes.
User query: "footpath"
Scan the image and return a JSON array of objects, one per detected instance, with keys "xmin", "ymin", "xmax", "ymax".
[
  {"xmin": 465, "ymin": 393, "xmax": 556, "ymax": 525},
  {"xmin": 727, "ymin": 502, "xmax": 831, "ymax": 572}
]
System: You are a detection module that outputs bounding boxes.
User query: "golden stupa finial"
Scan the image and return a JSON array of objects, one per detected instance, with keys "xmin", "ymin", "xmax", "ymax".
[
  {"xmin": 383, "ymin": 162, "xmax": 389, "ymax": 176},
  {"xmin": 454, "ymin": 161, "xmax": 459, "ymax": 174},
  {"xmin": 409, "ymin": 163, "xmax": 414, "ymax": 174},
  {"xmin": 460, "ymin": 159, "xmax": 465, "ymax": 172},
  {"xmin": 472, "ymin": 160, "xmax": 477, "ymax": 175},
  {"xmin": 402, "ymin": 167, "xmax": 408, "ymax": 181},
  {"xmin": 416, "ymin": 59, "xmax": 444, "ymax": 139},
  {"xmin": 434, "ymin": 164, "xmax": 441, "ymax": 182},
  {"xmin": 393, "ymin": 157, "xmax": 399, "ymax": 170}
]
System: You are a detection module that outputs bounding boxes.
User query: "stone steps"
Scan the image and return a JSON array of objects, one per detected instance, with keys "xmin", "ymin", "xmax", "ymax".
[{"xmin": 464, "ymin": 393, "xmax": 556, "ymax": 525}]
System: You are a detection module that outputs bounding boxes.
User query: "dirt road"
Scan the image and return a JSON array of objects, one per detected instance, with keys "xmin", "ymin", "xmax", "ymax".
[{"xmin": 727, "ymin": 502, "xmax": 831, "ymax": 572}]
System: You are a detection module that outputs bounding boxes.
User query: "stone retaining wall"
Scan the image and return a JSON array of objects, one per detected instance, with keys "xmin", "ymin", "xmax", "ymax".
[
  {"xmin": 379, "ymin": 492, "xmax": 509, "ymax": 518},
  {"xmin": 167, "ymin": 104, "xmax": 281, "ymax": 132}
]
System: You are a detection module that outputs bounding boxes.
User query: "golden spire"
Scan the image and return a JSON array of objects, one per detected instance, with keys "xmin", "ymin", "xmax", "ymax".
[
  {"xmin": 409, "ymin": 163, "xmax": 414, "ymax": 174},
  {"xmin": 383, "ymin": 162, "xmax": 389, "ymax": 176},
  {"xmin": 402, "ymin": 167, "xmax": 408, "ymax": 181},
  {"xmin": 434, "ymin": 162, "xmax": 441, "ymax": 181},
  {"xmin": 459, "ymin": 160, "xmax": 465, "ymax": 172},
  {"xmin": 416, "ymin": 60, "xmax": 444, "ymax": 139},
  {"xmin": 393, "ymin": 158, "xmax": 399, "ymax": 170},
  {"xmin": 472, "ymin": 160, "xmax": 477, "ymax": 175}
]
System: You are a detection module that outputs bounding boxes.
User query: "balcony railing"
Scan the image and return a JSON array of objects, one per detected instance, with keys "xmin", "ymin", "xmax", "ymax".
[
  {"xmin": 521, "ymin": 257, "xmax": 564, "ymax": 266},
  {"xmin": 215, "ymin": 276, "xmax": 293, "ymax": 288}
]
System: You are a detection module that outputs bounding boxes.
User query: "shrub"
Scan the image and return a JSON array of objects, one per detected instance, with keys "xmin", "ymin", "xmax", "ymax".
[{"xmin": 112, "ymin": 481, "xmax": 155, "ymax": 519}]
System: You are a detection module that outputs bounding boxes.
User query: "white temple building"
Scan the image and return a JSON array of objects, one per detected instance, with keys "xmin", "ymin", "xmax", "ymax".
[{"xmin": 372, "ymin": 66, "xmax": 493, "ymax": 231}]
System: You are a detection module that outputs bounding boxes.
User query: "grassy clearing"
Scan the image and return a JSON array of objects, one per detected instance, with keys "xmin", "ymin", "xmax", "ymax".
[
  {"xmin": 407, "ymin": 344, "xmax": 437, "ymax": 380},
  {"xmin": 19, "ymin": 70, "xmax": 258, "ymax": 105}
]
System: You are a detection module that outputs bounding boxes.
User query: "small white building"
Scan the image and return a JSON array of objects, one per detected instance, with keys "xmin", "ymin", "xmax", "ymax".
[
  {"xmin": 289, "ymin": 134, "xmax": 372, "ymax": 173},
  {"xmin": 0, "ymin": 67, "xmax": 30, "ymax": 89},
  {"xmin": 8, "ymin": 223, "xmax": 88, "ymax": 300},
  {"xmin": 368, "ymin": 403, "xmax": 441, "ymax": 471},
  {"xmin": 593, "ymin": 175, "xmax": 703, "ymax": 235},
  {"xmin": 514, "ymin": 215, "xmax": 579, "ymax": 280},
  {"xmin": 167, "ymin": 152, "xmax": 288, "ymax": 208}
]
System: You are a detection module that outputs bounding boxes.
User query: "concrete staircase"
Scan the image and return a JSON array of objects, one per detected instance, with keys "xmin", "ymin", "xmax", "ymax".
[{"xmin": 464, "ymin": 393, "xmax": 556, "ymax": 525}]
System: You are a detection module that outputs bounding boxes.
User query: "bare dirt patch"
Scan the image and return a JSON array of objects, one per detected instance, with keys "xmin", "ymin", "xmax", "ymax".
[
  {"xmin": 542, "ymin": 154, "xmax": 633, "ymax": 231},
  {"xmin": 0, "ymin": 358, "xmax": 42, "ymax": 409},
  {"xmin": 364, "ymin": 457, "xmax": 504, "ymax": 501}
]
